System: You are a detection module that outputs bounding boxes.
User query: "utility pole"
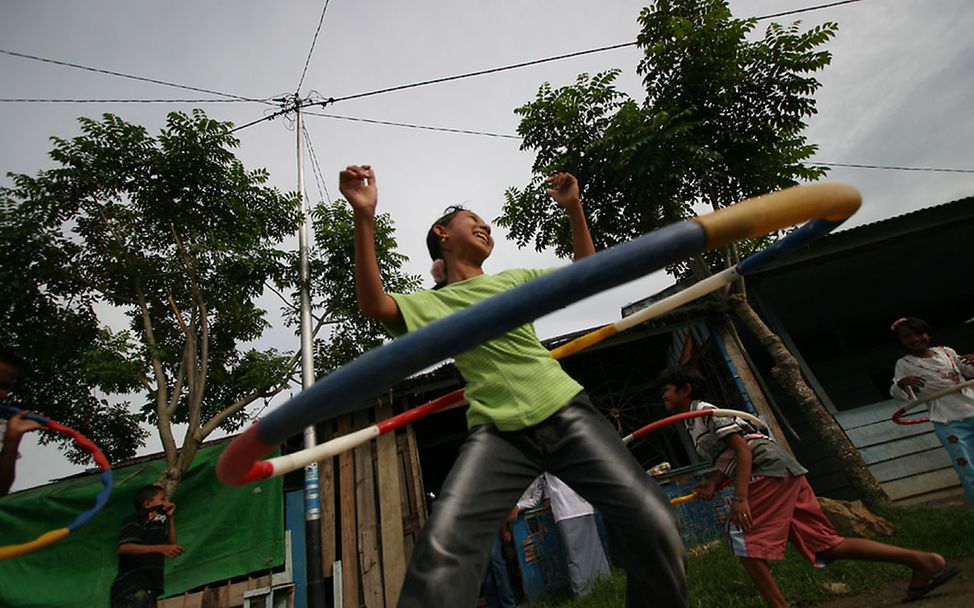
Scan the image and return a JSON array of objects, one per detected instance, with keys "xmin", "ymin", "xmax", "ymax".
[{"xmin": 295, "ymin": 97, "xmax": 326, "ymax": 607}]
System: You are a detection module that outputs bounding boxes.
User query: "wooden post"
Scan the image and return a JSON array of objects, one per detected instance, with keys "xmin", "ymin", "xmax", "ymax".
[
  {"xmin": 404, "ymin": 423, "xmax": 426, "ymax": 529},
  {"xmin": 376, "ymin": 403, "xmax": 407, "ymax": 606},
  {"xmin": 338, "ymin": 415, "xmax": 360, "ymax": 608},
  {"xmin": 717, "ymin": 322, "xmax": 795, "ymax": 456},
  {"xmin": 354, "ymin": 410, "xmax": 384, "ymax": 607},
  {"xmin": 319, "ymin": 422, "xmax": 336, "ymax": 578}
]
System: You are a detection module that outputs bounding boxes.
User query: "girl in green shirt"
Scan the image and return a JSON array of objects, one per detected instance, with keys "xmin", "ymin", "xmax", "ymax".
[{"xmin": 341, "ymin": 165, "xmax": 687, "ymax": 608}]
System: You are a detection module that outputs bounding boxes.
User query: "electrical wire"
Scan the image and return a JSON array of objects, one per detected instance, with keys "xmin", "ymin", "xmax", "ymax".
[
  {"xmin": 0, "ymin": 48, "xmax": 273, "ymax": 104},
  {"xmin": 0, "ymin": 98, "xmax": 253, "ymax": 104},
  {"xmin": 302, "ymin": 123, "xmax": 332, "ymax": 204},
  {"xmin": 269, "ymin": 109, "xmax": 974, "ymax": 175},
  {"xmin": 303, "ymin": 110, "xmax": 521, "ymax": 139},
  {"xmin": 2, "ymin": 1, "xmax": 874, "ymax": 114},
  {"xmin": 227, "ymin": 0, "xmax": 880, "ymax": 136},
  {"xmin": 324, "ymin": 41, "xmax": 636, "ymax": 105},
  {"xmin": 756, "ymin": 0, "xmax": 868, "ymax": 21},
  {"xmin": 229, "ymin": 108, "xmax": 290, "ymax": 134},
  {"xmin": 814, "ymin": 162, "xmax": 974, "ymax": 174},
  {"xmin": 322, "ymin": 1, "xmax": 875, "ymax": 106},
  {"xmin": 300, "ymin": 112, "xmax": 974, "ymax": 174},
  {"xmin": 295, "ymin": 0, "xmax": 333, "ymax": 94}
]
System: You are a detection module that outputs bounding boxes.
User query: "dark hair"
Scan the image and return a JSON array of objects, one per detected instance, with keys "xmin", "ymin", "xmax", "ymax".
[
  {"xmin": 0, "ymin": 348, "xmax": 24, "ymax": 370},
  {"xmin": 656, "ymin": 366, "xmax": 709, "ymax": 400},
  {"xmin": 133, "ymin": 484, "xmax": 165, "ymax": 511},
  {"xmin": 425, "ymin": 205, "xmax": 467, "ymax": 288},
  {"xmin": 891, "ymin": 316, "xmax": 931, "ymax": 336}
]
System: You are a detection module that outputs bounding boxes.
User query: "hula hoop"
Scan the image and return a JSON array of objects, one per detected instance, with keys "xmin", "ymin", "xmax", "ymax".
[
  {"xmin": 634, "ymin": 410, "xmax": 761, "ymax": 505},
  {"xmin": 218, "ymin": 183, "xmax": 860, "ymax": 486},
  {"xmin": 621, "ymin": 408, "xmax": 766, "ymax": 445},
  {"xmin": 670, "ymin": 480, "xmax": 733, "ymax": 506},
  {"xmin": 0, "ymin": 406, "xmax": 113, "ymax": 560},
  {"xmin": 238, "ymin": 391, "xmax": 468, "ymax": 483},
  {"xmin": 892, "ymin": 379, "xmax": 974, "ymax": 425}
]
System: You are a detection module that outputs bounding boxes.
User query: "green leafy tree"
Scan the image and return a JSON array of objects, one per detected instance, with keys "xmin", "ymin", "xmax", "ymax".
[
  {"xmin": 304, "ymin": 201, "xmax": 420, "ymax": 375},
  {"xmin": 0, "ymin": 111, "xmax": 418, "ymax": 495},
  {"xmin": 499, "ymin": 0, "xmax": 889, "ymax": 507}
]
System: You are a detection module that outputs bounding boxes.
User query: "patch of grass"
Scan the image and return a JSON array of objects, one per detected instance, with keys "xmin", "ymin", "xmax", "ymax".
[{"xmin": 528, "ymin": 505, "xmax": 974, "ymax": 607}]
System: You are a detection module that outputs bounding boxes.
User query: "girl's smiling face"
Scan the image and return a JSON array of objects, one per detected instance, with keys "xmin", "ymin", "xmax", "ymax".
[
  {"xmin": 438, "ymin": 211, "xmax": 494, "ymax": 260},
  {"xmin": 895, "ymin": 325, "xmax": 931, "ymax": 355}
]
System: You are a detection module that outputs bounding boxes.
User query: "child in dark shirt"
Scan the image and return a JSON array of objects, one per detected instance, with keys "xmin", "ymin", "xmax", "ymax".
[{"xmin": 110, "ymin": 485, "xmax": 184, "ymax": 608}]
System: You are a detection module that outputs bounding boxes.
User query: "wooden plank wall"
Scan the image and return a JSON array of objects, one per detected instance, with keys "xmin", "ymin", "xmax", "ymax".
[
  {"xmin": 835, "ymin": 399, "xmax": 959, "ymax": 504},
  {"xmin": 332, "ymin": 405, "xmax": 427, "ymax": 608},
  {"xmin": 160, "ymin": 405, "xmax": 426, "ymax": 608},
  {"xmin": 158, "ymin": 573, "xmax": 290, "ymax": 608}
]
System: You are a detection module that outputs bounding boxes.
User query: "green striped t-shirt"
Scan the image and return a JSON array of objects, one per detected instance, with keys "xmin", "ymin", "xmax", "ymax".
[{"xmin": 387, "ymin": 269, "xmax": 583, "ymax": 431}]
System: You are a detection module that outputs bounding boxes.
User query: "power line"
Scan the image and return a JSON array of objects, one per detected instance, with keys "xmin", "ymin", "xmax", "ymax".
[
  {"xmin": 302, "ymin": 123, "xmax": 332, "ymax": 204},
  {"xmin": 296, "ymin": 0, "xmax": 333, "ymax": 94},
  {"xmin": 0, "ymin": 48, "xmax": 272, "ymax": 104},
  {"xmin": 814, "ymin": 162, "xmax": 974, "ymax": 174},
  {"xmin": 755, "ymin": 0, "xmax": 867, "ymax": 21},
  {"xmin": 303, "ymin": 110, "xmax": 521, "ymax": 139},
  {"xmin": 0, "ymin": 98, "xmax": 254, "ymax": 104},
  {"xmin": 323, "ymin": 1, "xmax": 874, "ymax": 106},
  {"xmin": 301, "ymin": 112, "xmax": 974, "ymax": 174},
  {"xmin": 302, "ymin": 109, "xmax": 974, "ymax": 175},
  {"xmin": 229, "ymin": 108, "xmax": 290, "ymax": 134},
  {"xmin": 1, "ymin": 1, "xmax": 872, "ymax": 113},
  {"xmin": 231, "ymin": 1, "xmax": 878, "ymax": 134},
  {"xmin": 324, "ymin": 41, "xmax": 636, "ymax": 105}
]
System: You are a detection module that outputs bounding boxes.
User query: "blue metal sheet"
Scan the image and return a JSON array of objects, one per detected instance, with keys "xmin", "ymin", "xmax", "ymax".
[{"xmin": 285, "ymin": 490, "xmax": 308, "ymax": 608}]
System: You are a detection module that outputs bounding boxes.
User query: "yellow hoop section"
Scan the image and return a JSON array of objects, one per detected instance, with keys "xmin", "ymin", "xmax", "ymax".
[
  {"xmin": 0, "ymin": 528, "xmax": 70, "ymax": 560},
  {"xmin": 669, "ymin": 492, "xmax": 698, "ymax": 506},
  {"xmin": 693, "ymin": 183, "xmax": 861, "ymax": 249}
]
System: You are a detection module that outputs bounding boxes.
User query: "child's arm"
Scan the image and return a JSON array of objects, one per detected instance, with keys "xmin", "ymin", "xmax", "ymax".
[
  {"xmin": 547, "ymin": 173, "xmax": 595, "ymax": 261},
  {"xmin": 946, "ymin": 347, "xmax": 974, "ymax": 378},
  {"xmin": 890, "ymin": 359, "xmax": 924, "ymax": 399},
  {"xmin": 693, "ymin": 473, "xmax": 726, "ymax": 500},
  {"xmin": 722, "ymin": 433, "xmax": 754, "ymax": 531},
  {"xmin": 164, "ymin": 501, "xmax": 177, "ymax": 545},
  {"xmin": 119, "ymin": 543, "xmax": 185, "ymax": 558},
  {"xmin": 339, "ymin": 166, "xmax": 401, "ymax": 323},
  {"xmin": 0, "ymin": 411, "xmax": 43, "ymax": 496}
]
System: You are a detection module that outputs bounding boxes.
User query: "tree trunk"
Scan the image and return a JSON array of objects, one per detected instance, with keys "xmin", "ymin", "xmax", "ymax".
[
  {"xmin": 157, "ymin": 463, "xmax": 184, "ymax": 498},
  {"xmin": 730, "ymin": 294, "xmax": 891, "ymax": 509},
  {"xmin": 156, "ymin": 432, "xmax": 203, "ymax": 498}
]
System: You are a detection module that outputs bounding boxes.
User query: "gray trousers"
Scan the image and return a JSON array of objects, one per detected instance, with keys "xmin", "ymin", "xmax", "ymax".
[
  {"xmin": 558, "ymin": 514, "xmax": 611, "ymax": 595},
  {"xmin": 397, "ymin": 393, "xmax": 688, "ymax": 608}
]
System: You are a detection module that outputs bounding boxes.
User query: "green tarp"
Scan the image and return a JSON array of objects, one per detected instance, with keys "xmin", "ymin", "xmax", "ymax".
[{"xmin": 0, "ymin": 442, "xmax": 283, "ymax": 607}]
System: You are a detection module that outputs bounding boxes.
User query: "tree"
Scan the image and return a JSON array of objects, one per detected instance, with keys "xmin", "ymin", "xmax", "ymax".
[
  {"xmin": 0, "ymin": 110, "xmax": 419, "ymax": 495},
  {"xmin": 498, "ymin": 0, "xmax": 889, "ymax": 507},
  {"xmin": 304, "ymin": 200, "xmax": 420, "ymax": 376}
]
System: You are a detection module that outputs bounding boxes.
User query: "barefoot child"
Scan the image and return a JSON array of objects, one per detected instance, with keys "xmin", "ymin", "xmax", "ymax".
[
  {"xmin": 658, "ymin": 366, "xmax": 957, "ymax": 606},
  {"xmin": 341, "ymin": 165, "xmax": 687, "ymax": 608},
  {"xmin": 890, "ymin": 316, "xmax": 974, "ymax": 508}
]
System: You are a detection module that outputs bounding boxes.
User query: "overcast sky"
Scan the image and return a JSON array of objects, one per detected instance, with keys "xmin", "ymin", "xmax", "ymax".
[{"xmin": 3, "ymin": 0, "xmax": 972, "ymax": 491}]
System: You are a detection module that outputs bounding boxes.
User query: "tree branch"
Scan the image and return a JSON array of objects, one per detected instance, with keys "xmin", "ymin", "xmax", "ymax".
[
  {"xmin": 94, "ymin": 206, "xmax": 175, "ymax": 461},
  {"xmin": 170, "ymin": 226, "xmax": 208, "ymax": 436},
  {"xmin": 264, "ymin": 280, "xmax": 335, "ymax": 327},
  {"xmin": 198, "ymin": 380, "xmax": 293, "ymax": 439},
  {"xmin": 167, "ymin": 292, "xmax": 190, "ymax": 336}
]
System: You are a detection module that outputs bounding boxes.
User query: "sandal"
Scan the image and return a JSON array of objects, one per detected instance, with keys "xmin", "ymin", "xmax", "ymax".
[{"xmin": 902, "ymin": 564, "xmax": 960, "ymax": 603}]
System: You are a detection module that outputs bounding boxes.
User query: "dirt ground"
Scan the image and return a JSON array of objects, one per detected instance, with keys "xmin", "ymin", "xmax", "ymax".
[{"xmin": 811, "ymin": 556, "xmax": 973, "ymax": 607}]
